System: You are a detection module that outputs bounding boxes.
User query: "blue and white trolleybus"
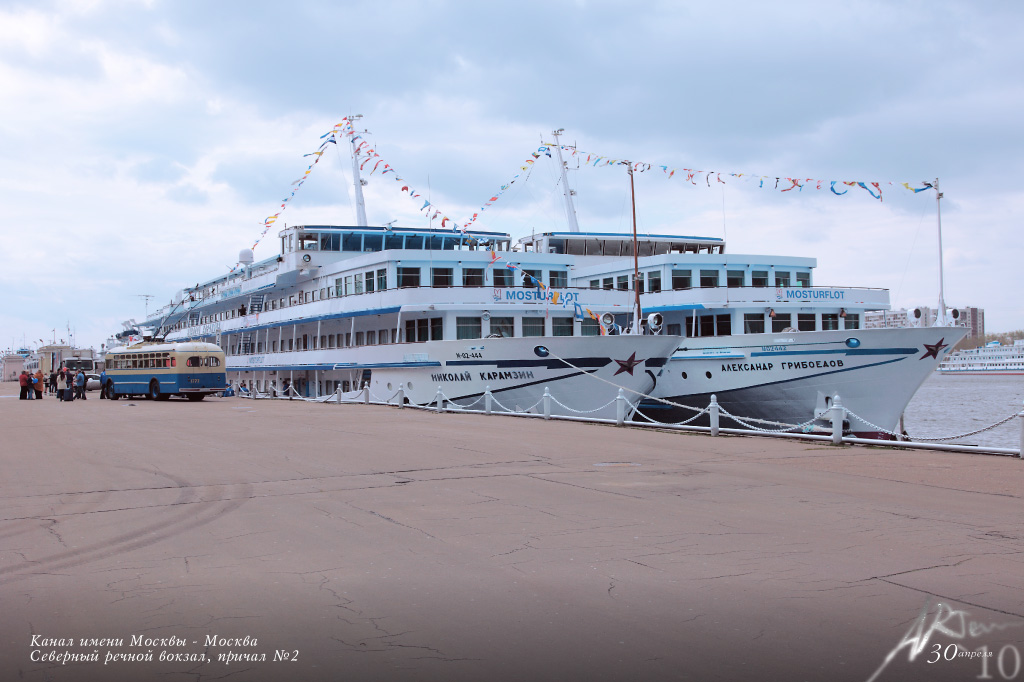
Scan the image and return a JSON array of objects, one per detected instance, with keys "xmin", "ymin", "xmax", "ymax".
[{"xmin": 104, "ymin": 341, "xmax": 226, "ymax": 401}]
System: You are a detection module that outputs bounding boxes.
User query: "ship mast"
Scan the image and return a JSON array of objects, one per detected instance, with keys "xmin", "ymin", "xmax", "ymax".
[
  {"xmin": 349, "ymin": 114, "xmax": 369, "ymax": 227},
  {"xmin": 934, "ymin": 177, "xmax": 947, "ymax": 326},
  {"xmin": 628, "ymin": 162, "xmax": 642, "ymax": 334},
  {"xmin": 551, "ymin": 129, "xmax": 580, "ymax": 233}
]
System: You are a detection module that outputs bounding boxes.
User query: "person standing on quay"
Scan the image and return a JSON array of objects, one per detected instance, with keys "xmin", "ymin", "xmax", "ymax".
[
  {"xmin": 74, "ymin": 369, "xmax": 86, "ymax": 400},
  {"xmin": 64, "ymin": 370, "xmax": 74, "ymax": 400},
  {"xmin": 33, "ymin": 370, "xmax": 45, "ymax": 400},
  {"xmin": 48, "ymin": 370, "xmax": 57, "ymax": 395},
  {"xmin": 18, "ymin": 371, "xmax": 29, "ymax": 400},
  {"xmin": 99, "ymin": 368, "xmax": 107, "ymax": 399}
]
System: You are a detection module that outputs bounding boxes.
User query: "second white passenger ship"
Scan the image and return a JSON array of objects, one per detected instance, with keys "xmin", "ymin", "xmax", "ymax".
[{"xmin": 938, "ymin": 339, "xmax": 1024, "ymax": 375}]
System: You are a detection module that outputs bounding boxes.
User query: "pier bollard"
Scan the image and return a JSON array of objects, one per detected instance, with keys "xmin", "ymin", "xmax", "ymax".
[
  {"xmin": 363, "ymin": 381, "xmax": 370, "ymax": 405},
  {"xmin": 484, "ymin": 386, "xmax": 492, "ymax": 415},
  {"xmin": 709, "ymin": 394, "xmax": 720, "ymax": 437},
  {"xmin": 336, "ymin": 386, "xmax": 342, "ymax": 404},
  {"xmin": 615, "ymin": 388, "xmax": 626, "ymax": 426},
  {"xmin": 397, "ymin": 384, "xmax": 405, "ymax": 409},
  {"xmin": 830, "ymin": 396, "xmax": 846, "ymax": 446},
  {"xmin": 435, "ymin": 387, "xmax": 444, "ymax": 413},
  {"xmin": 543, "ymin": 387, "xmax": 551, "ymax": 420}
]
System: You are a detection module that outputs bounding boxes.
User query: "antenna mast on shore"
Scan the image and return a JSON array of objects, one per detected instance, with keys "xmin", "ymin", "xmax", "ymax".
[{"xmin": 137, "ymin": 294, "xmax": 154, "ymax": 318}]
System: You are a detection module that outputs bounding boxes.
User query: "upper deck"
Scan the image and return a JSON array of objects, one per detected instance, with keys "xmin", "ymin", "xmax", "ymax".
[
  {"xmin": 283, "ymin": 224, "xmax": 513, "ymax": 256},
  {"xmin": 146, "ymin": 223, "xmax": 884, "ymax": 341},
  {"xmin": 518, "ymin": 231, "xmax": 724, "ymax": 256}
]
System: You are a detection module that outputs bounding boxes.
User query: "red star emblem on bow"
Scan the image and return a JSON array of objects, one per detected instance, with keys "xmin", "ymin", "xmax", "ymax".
[
  {"xmin": 613, "ymin": 352, "xmax": 644, "ymax": 376},
  {"xmin": 919, "ymin": 338, "xmax": 947, "ymax": 360}
]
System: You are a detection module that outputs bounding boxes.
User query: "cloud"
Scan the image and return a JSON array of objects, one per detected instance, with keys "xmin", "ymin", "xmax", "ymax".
[{"xmin": 2, "ymin": 0, "xmax": 1023, "ymax": 351}]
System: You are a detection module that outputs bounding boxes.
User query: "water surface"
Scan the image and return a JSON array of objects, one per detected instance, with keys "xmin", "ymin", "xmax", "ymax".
[{"xmin": 902, "ymin": 372, "xmax": 1024, "ymax": 450}]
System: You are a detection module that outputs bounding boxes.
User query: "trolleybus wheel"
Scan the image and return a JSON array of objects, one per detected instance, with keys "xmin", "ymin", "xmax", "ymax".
[
  {"xmin": 185, "ymin": 393, "xmax": 205, "ymax": 402},
  {"xmin": 148, "ymin": 380, "xmax": 161, "ymax": 401},
  {"xmin": 106, "ymin": 382, "xmax": 119, "ymax": 400}
]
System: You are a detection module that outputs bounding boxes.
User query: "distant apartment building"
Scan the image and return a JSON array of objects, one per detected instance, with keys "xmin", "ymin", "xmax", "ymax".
[
  {"xmin": 959, "ymin": 306, "xmax": 985, "ymax": 340},
  {"xmin": 864, "ymin": 306, "xmax": 984, "ymax": 339}
]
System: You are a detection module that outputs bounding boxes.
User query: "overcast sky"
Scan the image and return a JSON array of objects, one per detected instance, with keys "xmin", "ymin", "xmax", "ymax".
[{"xmin": 2, "ymin": 0, "xmax": 1022, "ymax": 352}]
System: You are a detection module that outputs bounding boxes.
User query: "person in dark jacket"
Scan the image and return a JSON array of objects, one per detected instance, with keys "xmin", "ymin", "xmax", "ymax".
[{"xmin": 18, "ymin": 371, "xmax": 29, "ymax": 400}]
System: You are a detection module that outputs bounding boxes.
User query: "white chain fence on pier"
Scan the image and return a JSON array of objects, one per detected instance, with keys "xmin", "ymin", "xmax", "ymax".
[
  {"xmin": 844, "ymin": 407, "xmax": 1021, "ymax": 443},
  {"xmin": 227, "ymin": 362, "xmax": 1023, "ymax": 456}
]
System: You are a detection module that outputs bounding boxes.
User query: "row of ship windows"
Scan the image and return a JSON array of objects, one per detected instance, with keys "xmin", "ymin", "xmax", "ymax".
[
  {"xmin": 180, "ymin": 268, "xmax": 569, "ymax": 327},
  {"xmin": 227, "ymin": 317, "xmax": 604, "ymax": 355},
  {"xmin": 179, "ymin": 268, "xmax": 817, "ymax": 328},
  {"xmin": 235, "ymin": 379, "xmax": 363, "ymax": 396},
  {"xmin": 676, "ymin": 313, "xmax": 860, "ymax": 337},
  {"xmin": 292, "ymin": 232, "xmax": 511, "ymax": 253},
  {"xmin": 592, "ymin": 270, "xmax": 811, "ymax": 291},
  {"xmin": 224, "ymin": 311, "xmax": 862, "ymax": 355}
]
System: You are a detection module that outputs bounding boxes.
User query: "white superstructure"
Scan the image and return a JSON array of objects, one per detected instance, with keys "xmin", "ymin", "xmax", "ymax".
[{"xmin": 144, "ymin": 225, "xmax": 681, "ymax": 418}]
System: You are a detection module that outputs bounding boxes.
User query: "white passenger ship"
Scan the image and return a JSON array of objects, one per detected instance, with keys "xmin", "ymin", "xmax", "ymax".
[
  {"xmin": 938, "ymin": 339, "xmax": 1024, "ymax": 375},
  {"xmin": 506, "ymin": 231, "xmax": 964, "ymax": 437},
  {"xmin": 144, "ymin": 225, "xmax": 681, "ymax": 419}
]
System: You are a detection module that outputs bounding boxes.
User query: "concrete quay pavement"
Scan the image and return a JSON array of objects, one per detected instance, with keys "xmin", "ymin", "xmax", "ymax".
[{"xmin": 1, "ymin": 382, "xmax": 1023, "ymax": 682}]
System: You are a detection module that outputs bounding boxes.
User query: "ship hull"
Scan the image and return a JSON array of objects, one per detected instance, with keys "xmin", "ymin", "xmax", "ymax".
[
  {"xmin": 637, "ymin": 327, "xmax": 968, "ymax": 438},
  {"xmin": 228, "ymin": 334, "xmax": 681, "ymax": 420}
]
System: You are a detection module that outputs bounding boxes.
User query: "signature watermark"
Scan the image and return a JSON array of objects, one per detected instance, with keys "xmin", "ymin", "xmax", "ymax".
[{"xmin": 867, "ymin": 599, "xmax": 1024, "ymax": 681}]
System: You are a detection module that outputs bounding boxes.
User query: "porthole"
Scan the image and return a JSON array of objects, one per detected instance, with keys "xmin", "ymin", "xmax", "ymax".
[
  {"xmin": 681, "ymin": 372, "xmax": 687, "ymax": 379},
  {"xmin": 705, "ymin": 371, "xmax": 712, "ymax": 379}
]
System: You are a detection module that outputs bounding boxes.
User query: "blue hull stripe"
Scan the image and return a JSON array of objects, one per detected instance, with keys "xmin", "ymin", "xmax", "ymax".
[
  {"xmin": 446, "ymin": 357, "xmax": 611, "ymax": 370},
  {"xmin": 749, "ymin": 347, "xmax": 917, "ymax": 358},
  {"xmin": 447, "ymin": 370, "xmax": 596, "ymax": 402}
]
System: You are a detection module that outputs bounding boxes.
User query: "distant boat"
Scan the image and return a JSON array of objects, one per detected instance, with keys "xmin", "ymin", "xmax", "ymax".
[{"xmin": 938, "ymin": 339, "xmax": 1024, "ymax": 375}]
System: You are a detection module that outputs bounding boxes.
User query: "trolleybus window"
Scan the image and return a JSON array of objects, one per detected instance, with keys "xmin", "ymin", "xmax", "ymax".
[{"xmin": 187, "ymin": 356, "xmax": 202, "ymax": 367}]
